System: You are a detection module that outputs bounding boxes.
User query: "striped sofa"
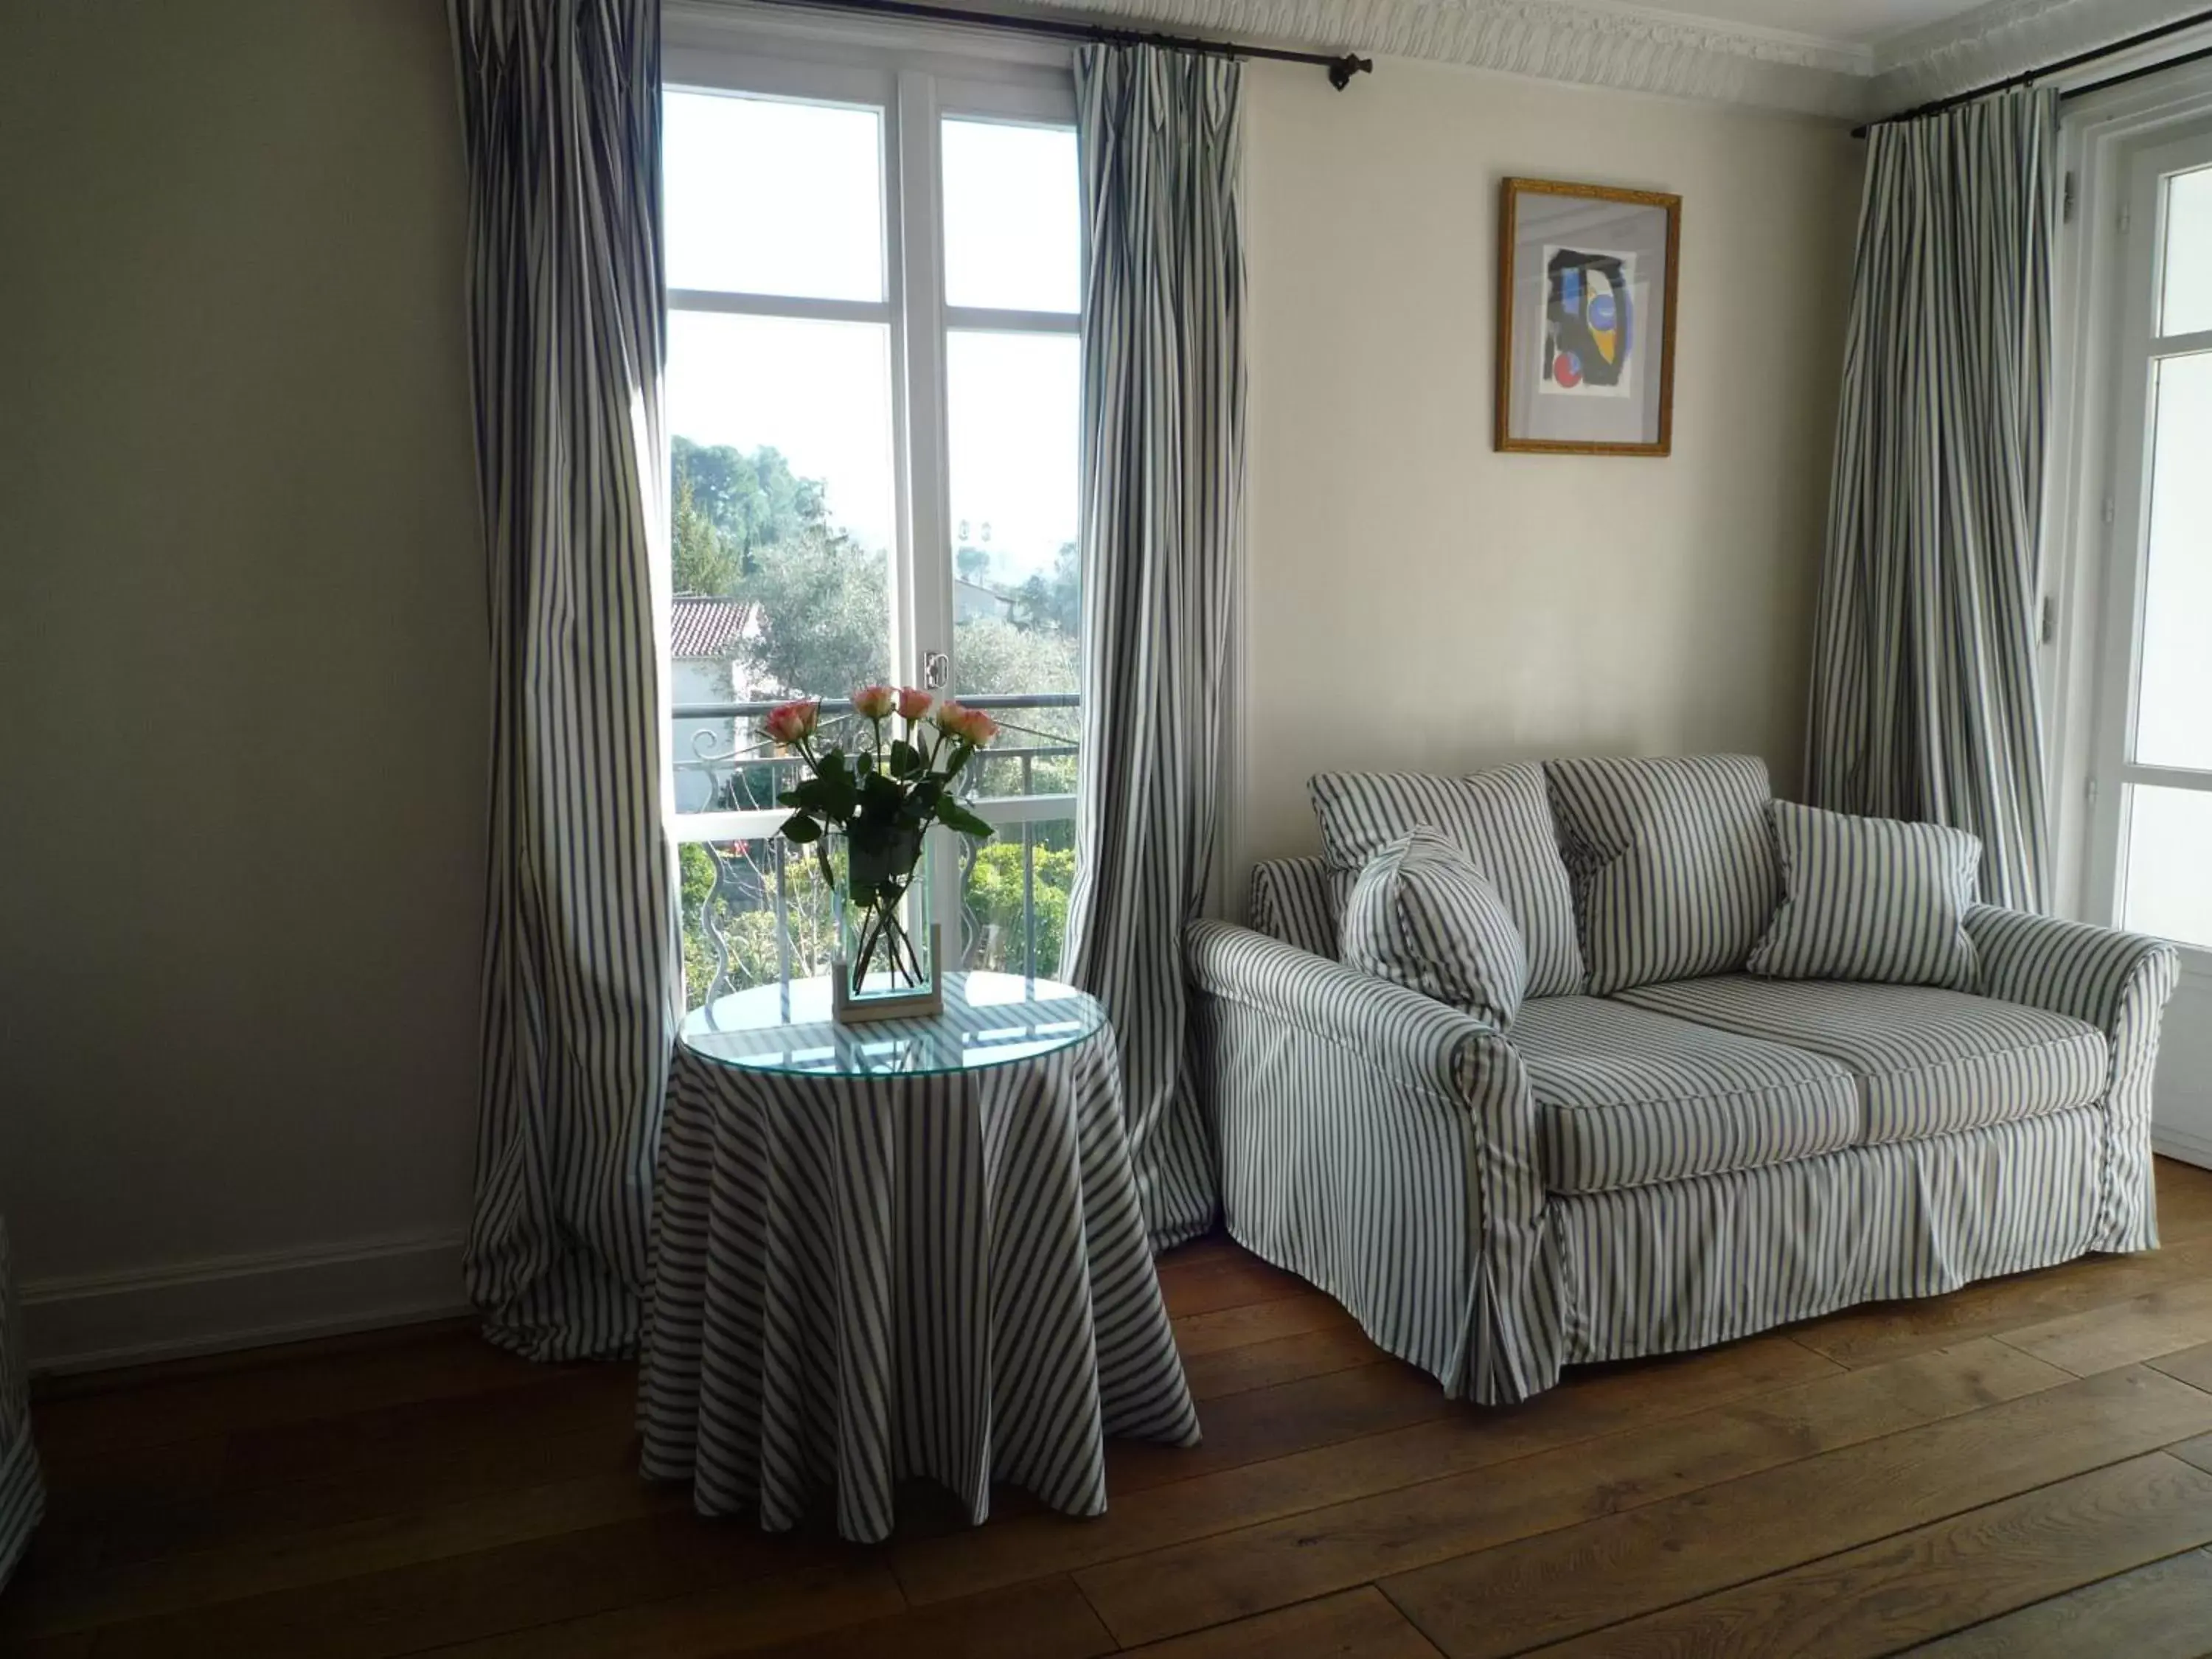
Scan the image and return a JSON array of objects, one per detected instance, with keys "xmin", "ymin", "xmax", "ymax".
[{"xmin": 1188, "ymin": 756, "xmax": 2183, "ymax": 1405}]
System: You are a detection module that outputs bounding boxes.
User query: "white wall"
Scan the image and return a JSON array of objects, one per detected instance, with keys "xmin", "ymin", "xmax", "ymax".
[
  {"xmin": 1237, "ymin": 60, "xmax": 1863, "ymax": 878},
  {"xmin": 0, "ymin": 0, "xmax": 486, "ymax": 1366}
]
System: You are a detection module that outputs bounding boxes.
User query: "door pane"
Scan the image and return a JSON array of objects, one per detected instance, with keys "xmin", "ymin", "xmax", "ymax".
[
  {"xmin": 2133, "ymin": 350, "xmax": 2212, "ymax": 770},
  {"xmin": 681, "ymin": 838, "xmax": 839, "ymax": 1011},
  {"xmin": 2162, "ymin": 165, "xmax": 2212, "ymax": 338},
  {"xmin": 2122, "ymin": 784, "xmax": 2212, "ymax": 949},
  {"xmin": 942, "ymin": 119, "xmax": 1080, "ymax": 313},
  {"xmin": 664, "ymin": 90, "xmax": 884, "ymax": 302},
  {"xmin": 667, "ymin": 311, "xmax": 895, "ymax": 816},
  {"xmin": 947, "ymin": 330, "xmax": 1080, "ymax": 803},
  {"xmin": 958, "ymin": 818, "xmax": 1075, "ymax": 978}
]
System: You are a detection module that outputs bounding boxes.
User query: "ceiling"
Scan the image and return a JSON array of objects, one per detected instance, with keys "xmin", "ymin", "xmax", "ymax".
[
  {"xmin": 1637, "ymin": 0, "xmax": 1997, "ymax": 49},
  {"xmin": 1018, "ymin": 0, "xmax": 2208, "ymax": 118}
]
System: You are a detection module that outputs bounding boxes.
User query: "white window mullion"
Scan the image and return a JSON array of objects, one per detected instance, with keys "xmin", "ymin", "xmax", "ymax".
[
  {"xmin": 2118, "ymin": 763, "xmax": 2212, "ymax": 794},
  {"xmin": 667, "ymin": 290, "xmax": 891, "ymax": 325},
  {"xmin": 943, "ymin": 305, "xmax": 1079, "ymax": 335},
  {"xmin": 891, "ymin": 70, "xmax": 970, "ymax": 945}
]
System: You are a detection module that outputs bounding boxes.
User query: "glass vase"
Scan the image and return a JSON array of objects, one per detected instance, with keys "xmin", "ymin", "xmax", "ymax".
[{"xmin": 830, "ymin": 832, "xmax": 940, "ymax": 1023}]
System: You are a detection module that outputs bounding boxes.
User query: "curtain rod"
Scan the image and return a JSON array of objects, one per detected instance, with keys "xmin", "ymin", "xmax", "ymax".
[
  {"xmin": 1853, "ymin": 6, "xmax": 2212, "ymax": 136},
  {"xmin": 738, "ymin": 0, "xmax": 1374, "ymax": 86}
]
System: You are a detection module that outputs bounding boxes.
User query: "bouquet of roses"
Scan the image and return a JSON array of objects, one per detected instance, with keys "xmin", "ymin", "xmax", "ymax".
[{"xmin": 763, "ymin": 686, "xmax": 1000, "ymax": 988}]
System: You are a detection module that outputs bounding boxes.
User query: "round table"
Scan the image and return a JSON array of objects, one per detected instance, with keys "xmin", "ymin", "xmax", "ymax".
[{"xmin": 639, "ymin": 971, "xmax": 1200, "ymax": 1543}]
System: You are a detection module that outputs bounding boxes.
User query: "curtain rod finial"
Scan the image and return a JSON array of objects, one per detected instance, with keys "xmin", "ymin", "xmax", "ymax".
[{"xmin": 1327, "ymin": 54, "xmax": 1372, "ymax": 89}]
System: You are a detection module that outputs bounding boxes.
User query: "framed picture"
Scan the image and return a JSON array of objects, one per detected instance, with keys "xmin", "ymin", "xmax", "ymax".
[{"xmin": 1495, "ymin": 178, "xmax": 1680, "ymax": 456}]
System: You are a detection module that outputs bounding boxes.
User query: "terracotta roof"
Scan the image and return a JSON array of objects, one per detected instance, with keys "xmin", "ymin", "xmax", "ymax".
[{"xmin": 671, "ymin": 596, "xmax": 754, "ymax": 659}]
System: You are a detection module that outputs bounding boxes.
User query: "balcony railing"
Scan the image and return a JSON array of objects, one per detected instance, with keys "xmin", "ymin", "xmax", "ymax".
[{"xmin": 672, "ymin": 692, "xmax": 1078, "ymax": 1009}]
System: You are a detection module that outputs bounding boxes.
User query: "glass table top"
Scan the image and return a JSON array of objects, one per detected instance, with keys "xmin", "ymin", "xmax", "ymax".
[{"xmin": 679, "ymin": 971, "xmax": 1105, "ymax": 1078}]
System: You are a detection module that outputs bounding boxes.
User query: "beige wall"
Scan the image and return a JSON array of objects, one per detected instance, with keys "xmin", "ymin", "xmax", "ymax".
[
  {"xmin": 0, "ymin": 7, "xmax": 1858, "ymax": 1363},
  {"xmin": 1237, "ymin": 59, "xmax": 1863, "ymax": 877},
  {"xmin": 0, "ymin": 0, "xmax": 486, "ymax": 1354}
]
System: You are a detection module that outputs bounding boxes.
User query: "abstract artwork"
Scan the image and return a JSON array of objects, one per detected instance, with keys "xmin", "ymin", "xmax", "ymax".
[
  {"xmin": 1497, "ymin": 180, "xmax": 1679, "ymax": 454},
  {"xmin": 1542, "ymin": 248, "xmax": 1635, "ymax": 397}
]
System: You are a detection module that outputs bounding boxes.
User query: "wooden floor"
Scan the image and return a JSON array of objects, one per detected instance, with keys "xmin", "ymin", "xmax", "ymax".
[{"xmin": 13, "ymin": 1163, "xmax": 2212, "ymax": 1658}]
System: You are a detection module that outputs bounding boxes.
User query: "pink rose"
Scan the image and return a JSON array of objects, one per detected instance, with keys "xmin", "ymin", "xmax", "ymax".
[
  {"xmin": 897, "ymin": 686, "xmax": 933, "ymax": 721},
  {"xmin": 852, "ymin": 684, "xmax": 896, "ymax": 720},
  {"xmin": 762, "ymin": 698, "xmax": 819, "ymax": 746},
  {"xmin": 934, "ymin": 700, "xmax": 1000, "ymax": 747}
]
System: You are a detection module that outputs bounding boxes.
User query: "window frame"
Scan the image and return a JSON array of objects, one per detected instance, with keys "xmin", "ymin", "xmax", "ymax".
[{"xmin": 661, "ymin": 9, "xmax": 1084, "ymax": 980}]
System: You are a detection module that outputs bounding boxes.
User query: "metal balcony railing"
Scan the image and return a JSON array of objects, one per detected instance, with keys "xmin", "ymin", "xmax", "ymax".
[{"xmin": 671, "ymin": 692, "xmax": 1079, "ymax": 1007}]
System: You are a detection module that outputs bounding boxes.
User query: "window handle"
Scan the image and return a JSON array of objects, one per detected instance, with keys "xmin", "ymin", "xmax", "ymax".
[{"xmin": 922, "ymin": 650, "xmax": 950, "ymax": 690}]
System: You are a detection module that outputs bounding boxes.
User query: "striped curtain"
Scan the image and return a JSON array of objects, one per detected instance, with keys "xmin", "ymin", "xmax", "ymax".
[
  {"xmin": 1064, "ymin": 45, "xmax": 1245, "ymax": 1251},
  {"xmin": 1807, "ymin": 87, "xmax": 2058, "ymax": 913},
  {"xmin": 0, "ymin": 1214, "xmax": 41, "ymax": 1590},
  {"xmin": 451, "ymin": 0, "xmax": 676, "ymax": 1360}
]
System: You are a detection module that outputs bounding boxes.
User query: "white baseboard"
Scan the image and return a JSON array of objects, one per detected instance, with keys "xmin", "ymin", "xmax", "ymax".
[
  {"xmin": 19, "ymin": 1231, "xmax": 470, "ymax": 1376},
  {"xmin": 2155, "ymin": 1124, "xmax": 2212, "ymax": 1172}
]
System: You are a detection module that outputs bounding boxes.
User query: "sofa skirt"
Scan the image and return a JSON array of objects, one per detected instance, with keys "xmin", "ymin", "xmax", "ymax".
[
  {"xmin": 1223, "ymin": 1102, "xmax": 2134, "ymax": 1400},
  {"xmin": 1548, "ymin": 1105, "xmax": 2110, "ymax": 1368}
]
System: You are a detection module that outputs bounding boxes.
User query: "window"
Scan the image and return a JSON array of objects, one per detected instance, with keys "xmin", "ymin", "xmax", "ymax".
[
  {"xmin": 662, "ymin": 41, "xmax": 1082, "ymax": 1008},
  {"xmin": 2087, "ymin": 128, "xmax": 2212, "ymax": 950}
]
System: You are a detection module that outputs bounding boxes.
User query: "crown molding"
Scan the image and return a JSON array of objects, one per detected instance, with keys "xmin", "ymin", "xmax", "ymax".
[
  {"xmin": 1872, "ymin": 0, "xmax": 2212, "ymax": 114},
  {"xmin": 897, "ymin": 0, "xmax": 1877, "ymax": 116}
]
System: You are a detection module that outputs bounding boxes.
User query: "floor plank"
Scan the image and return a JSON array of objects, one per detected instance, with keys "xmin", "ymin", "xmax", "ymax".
[
  {"xmin": 1894, "ymin": 1545, "xmax": 2212, "ymax": 1658},
  {"xmin": 1169, "ymin": 1293, "xmax": 1360, "ymax": 1359},
  {"xmin": 1156, "ymin": 1250, "xmax": 1312, "ymax": 1321},
  {"xmin": 893, "ymin": 1335, "xmax": 1836, "ymax": 1608},
  {"xmin": 1075, "ymin": 1339, "xmax": 2073, "ymax": 1646},
  {"xmin": 1790, "ymin": 1234, "xmax": 2212, "ymax": 1371},
  {"xmin": 1375, "ymin": 1366, "xmax": 2212, "ymax": 1659},
  {"xmin": 2151, "ymin": 1340, "xmax": 2212, "ymax": 1396},
  {"xmin": 1998, "ymin": 1279, "xmax": 2212, "ymax": 1376},
  {"xmin": 2153, "ymin": 1162, "xmax": 2212, "ymax": 1242},
  {"xmin": 737, "ymin": 1576, "xmax": 1115, "ymax": 1659},
  {"xmin": 5, "ymin": 1515, "xmax": 895, "ymax": 1659},
  {"xmin": 1101, "ymin": 1360, "xmax": 1455, "ymax": 1497},
  {"xmin": 0, "ymin": 1471, "xmax": 684, "ymax": 1636},
  {"xmin": 1123, "ymin": 1587, "xmax": 1447, "ymax": 1658},
  {"xmin": 1523, "ymin": 1455, "xmax": 2212, "ymax": 1658},
  {"xmin": 13, "ymin": 1161, "xmax": 2212, "ymax": 1659},
  {"xmin": 29, "ymin": 1324, "xmax": 537, "ymax": 1461},
  {"xmin": 1183, "ymin": 1326, "xmax": 1391, "ymax": 1401}
]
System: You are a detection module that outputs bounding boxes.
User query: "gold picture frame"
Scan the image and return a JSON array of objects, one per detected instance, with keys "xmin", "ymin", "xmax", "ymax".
[{"xmin": 1495, "ymin": 178, "xmax": 1681, "ymax": 456}]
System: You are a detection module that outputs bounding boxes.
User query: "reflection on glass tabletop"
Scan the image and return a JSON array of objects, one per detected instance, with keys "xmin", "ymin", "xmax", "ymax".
[{"xmin": 680, "ymin": 971, "xmax": 1105, "ymax": 1078}]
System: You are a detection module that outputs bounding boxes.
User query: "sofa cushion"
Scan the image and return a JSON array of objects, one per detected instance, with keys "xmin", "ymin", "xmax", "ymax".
[
  {"xmin": 1615, "ymin": 975, "xmax": 2107, "ymax": 1146},
  {"xmin": 1749, "ymin": 801, "xmax": 1981, "ymax": 991},
  {"xmin": 1543, "ymin": 754, "xmax": 1780, "ymax": 995},
  {"xmin": 1510, "ymin": 996, "xmax": 1859, "ymax": 1196},
  {"xmin": 1342, "ymin": 829, "xmax": 1527, "ymax": 1029},
  {"xmin": 1310, "ymin": 765, "xmax": 1585, "ymax": 995},
  {"xmin": 1249, "ymin": 856, "xmax": 1338, "ymax": 957}
]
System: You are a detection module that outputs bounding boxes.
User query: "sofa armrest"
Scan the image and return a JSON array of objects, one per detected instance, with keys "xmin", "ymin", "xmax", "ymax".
[
  {"xmin": 1966, "ymin": 905, "xmax": 2180, "ymax": 1253},
  {"xmin": 1186, "ymin": 919, "xmax": 1503, "ymax": 1102},
  {"xmin": 1186, "ymin": 919, "xmax": 1557, "ymax": 1402},
  {"xmin": 1966, "ymin": 905, "xmax": 2180, "ymax": 1062}
]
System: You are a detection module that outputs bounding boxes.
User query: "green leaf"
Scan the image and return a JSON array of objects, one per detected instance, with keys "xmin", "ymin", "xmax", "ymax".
[
  {"xmin": 937, "ymin": 801, "xmax": 995, "ymax": 839},
  {"xmin": 779, "ymin": 812, "xmax": 821, "ymax": 844}
]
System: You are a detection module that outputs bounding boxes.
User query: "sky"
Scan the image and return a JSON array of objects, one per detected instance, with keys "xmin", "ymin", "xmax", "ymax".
[{"xmin": 663, "ymin": 89, "xmax": 1081, "ymax": 581}]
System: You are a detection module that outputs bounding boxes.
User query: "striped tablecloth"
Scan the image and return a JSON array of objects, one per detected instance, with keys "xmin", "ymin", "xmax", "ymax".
[
  {"xmin": 1, "ymin": 1211, "xmax": 43, "ymax": 1590},
  {"xmin": 639, "ymin": 978, "xmax": 1200, "ymax": 1543}
]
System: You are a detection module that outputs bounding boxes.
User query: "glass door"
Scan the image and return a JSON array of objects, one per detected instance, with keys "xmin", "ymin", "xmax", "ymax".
[
  {"xmin": 2091, "ymin": 131, "xmax": 2212, "ymax": 949},
  {"xmin": 921, "ymin": 91, "xmax": 1084, "ymax": 981}
]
